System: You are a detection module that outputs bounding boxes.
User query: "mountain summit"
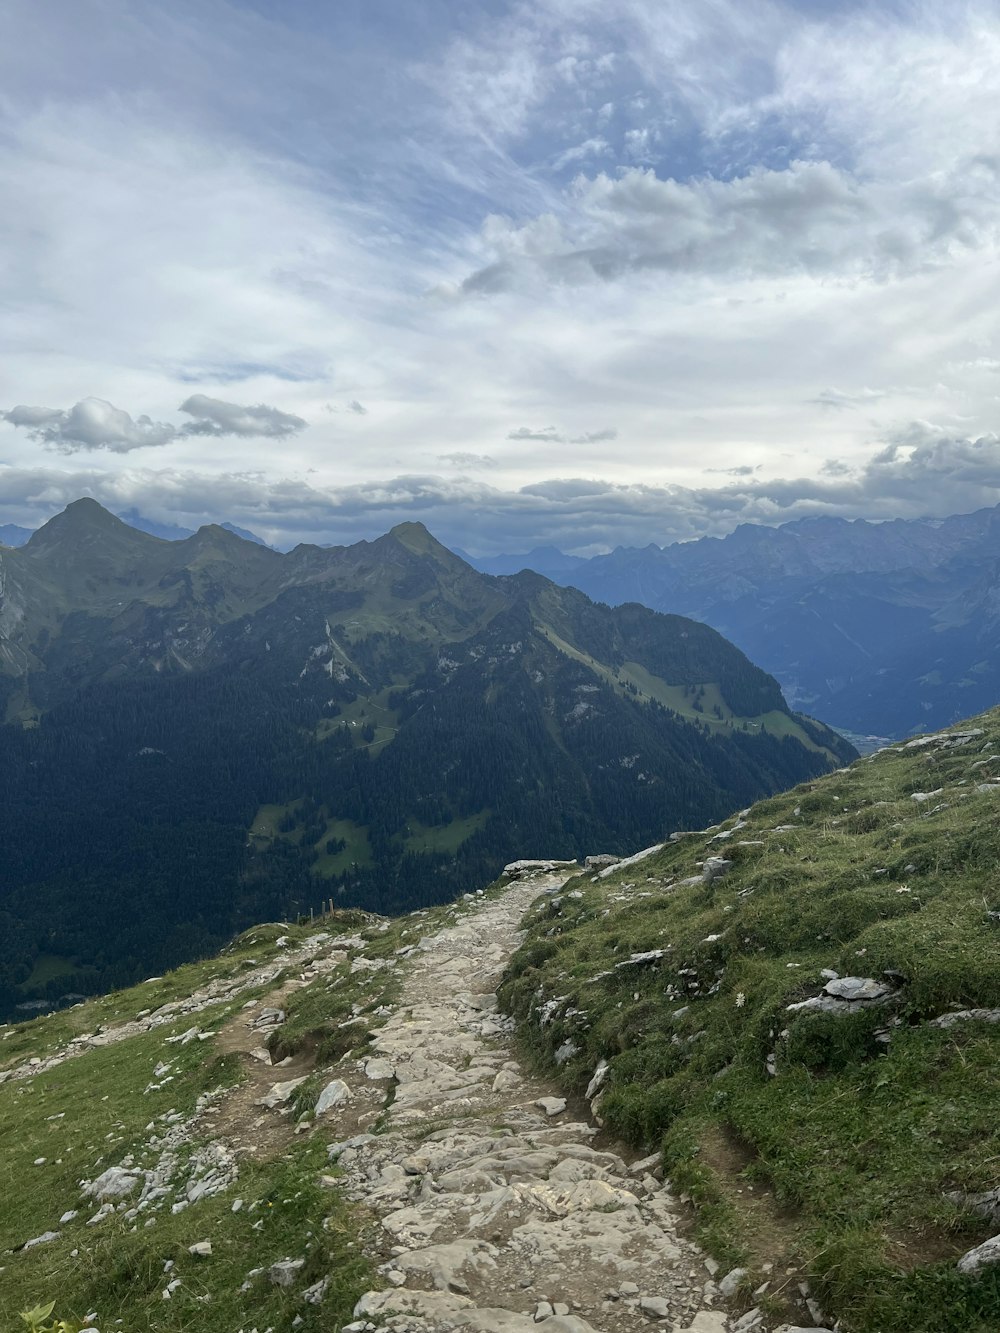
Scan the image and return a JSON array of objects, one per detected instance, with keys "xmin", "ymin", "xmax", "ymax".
[{"xmin": 0, "ymin": 501, "xmax": 852, "ymax": 1014}]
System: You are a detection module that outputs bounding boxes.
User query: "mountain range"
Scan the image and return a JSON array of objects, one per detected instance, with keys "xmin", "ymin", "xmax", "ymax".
[
  {"xmin": 468, "ymin": 505, "xmax": 1000, "ymax": 739},
  {"xmin": 0, "ymin": 500, "xmax": 850, "ymax": 1017}
]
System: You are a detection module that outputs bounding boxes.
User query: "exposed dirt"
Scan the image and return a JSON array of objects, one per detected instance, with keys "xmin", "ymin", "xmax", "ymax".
[{"xmin": 205, "ymin": 979, "xmax": 316, "ymax": 1160}]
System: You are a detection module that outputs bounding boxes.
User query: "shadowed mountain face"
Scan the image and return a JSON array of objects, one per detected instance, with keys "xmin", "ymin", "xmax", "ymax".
[
  {"xmin": 0, "ymin": 500, "xmax": 853, "ymax": 1016},
  {"xmin": 467, "ymin": 506, "xmax": 1000, "ymax": 739}
]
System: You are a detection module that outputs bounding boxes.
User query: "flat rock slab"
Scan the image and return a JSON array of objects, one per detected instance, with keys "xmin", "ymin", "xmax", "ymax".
[{"xmin": 257, "ymin": 1076, "xmax": 306, "ymax": 1108}]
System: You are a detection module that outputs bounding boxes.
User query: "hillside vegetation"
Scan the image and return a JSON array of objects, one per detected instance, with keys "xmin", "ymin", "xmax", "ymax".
[{"xmin": 500, "ymin": 708, "xmax": 1000, "ymax": 1332}]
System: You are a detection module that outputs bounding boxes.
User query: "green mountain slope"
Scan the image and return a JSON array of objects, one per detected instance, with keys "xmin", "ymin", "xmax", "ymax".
[
  {"xmin": 500, "ymin": 708, "xmax": 1000, "ymax": 1333},
  {"xmin": 0, "ymin": 501, "xmax": 853, "ymax": 1018}
]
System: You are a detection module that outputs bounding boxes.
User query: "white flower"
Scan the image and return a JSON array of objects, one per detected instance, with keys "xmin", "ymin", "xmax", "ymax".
[{"xmin": 735, "ymin": 991, "xmax": 746, "ymax": 1008}]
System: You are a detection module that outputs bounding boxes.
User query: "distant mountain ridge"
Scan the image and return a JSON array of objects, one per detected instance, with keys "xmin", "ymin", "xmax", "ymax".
[
  {"xmin": 0, "ymin": 522, "xmax": 33, "ymax": 547},
  {"xmin": 1, "ymin": 507, "xmax": 270, "ymax": 547},
  {"xmin": 467, "ymin": 505, "xmax": 1000, "ymax": 738},
  {"xmin": 0, "ymin": 499, "xmax": 851, "ymax": 1015}
]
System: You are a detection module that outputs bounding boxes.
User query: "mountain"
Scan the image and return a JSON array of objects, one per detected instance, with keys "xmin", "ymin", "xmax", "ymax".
[
  {"xmin": 220, "ymin": 521, "xmax": 269, "ymax": 546},
  {"xmin": 0, "ymin": 522, "xmax": 33, "ymax": 547},
  {"xmin": 0, "ymin": 500, "xmax": 851, "ymax": 1017},
  {"xmin": 470, "ymin": 506, "xmax": 1000, "ymax": 738},
  {"xmin": 1, "ymin": 508, "xmax": 270, "ymax": 548},
  {"xmin": 457, "ymin": 545, "xmax": 589, "ymax": 579},
  {"xmin": 503, "ymin": 707, "xmax": 1000, "ymax": 1333},
  {"xmin": 115, "ymin": 507, "xmax": 197, "ymax": 541}
]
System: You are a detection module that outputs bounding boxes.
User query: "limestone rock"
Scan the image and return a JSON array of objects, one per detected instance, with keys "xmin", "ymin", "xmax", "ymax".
[
  {"xmin": 701, "ymin": 857, "xmax": 733, "ymax": 883},
  {"xmin": 958, "ymin": 1233, "xmax": 1000, "ymax": 1274},
  {"xmin": 585, "ymin": 1059, "xmax": 609, "ymax": 1100},
  {"xmin": 638, "ymin": 1295, "xmax": 669, "ymax": 1317},
  {"xmin": 315, "ymin": 1078, "xmax": 351, "ymax": 1114},
  {"xmin": 676, "ymin": 1314, "xmax": 730, "ymax": 1333},
  {"xmin": 269, "ymin": 1257, "xmax": 306, "ymax": 1286},
  {"xmin": 22, "ymin": 1230, "xmax": 61, "ymax": 1249},
  {"xmin": 257, "ymin": 1076, "xmax": 307, "ymax": 1108},
  {"xmin": 718, "ymin": 1266, "xmax": 747, "ymax": 1296},
  {"xmin": 84, "ymin": 1167, "xmax": 141, "ymax": 1200},
  {"xmin": 535, "ymin": 1096, "xmax": 567, "ymax": 1117},
  {"xmin": 504, "ymin": 859, "xmax": 577, "ymax": 879},
  {"xmin": 823, "ymin": 976, "xmax": 891, "ymax": 1002}
]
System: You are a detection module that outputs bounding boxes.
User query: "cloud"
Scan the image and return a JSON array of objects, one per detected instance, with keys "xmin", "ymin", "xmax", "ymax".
[
  {"xmin": 809, "ymin": 387, "xmax": 891, "ymax": 411},
  {"xmin": 507, "ymin": 425, "xmax": 617, "ymax": 444},
  {"xmin": 552, "ymin": 137, "xmax": 611, "ymax": 171},
  {"xmin": 455, "ymin": 154, "xmax": 1000, "ymax": 295},
  {"xmin": 5, "ymin": 426, "xmax": 1000, "ymax": 556},
  {"xmin": 1, "ymin": 399, "xmax": 176, "ymax": 454},
  {"xmin": 1, "ymin": 394, "xmax": 308, "ymax": 452},
  {"xmin": 178, "ymin": 394, "xmax": 306, "ymax": 438},
  {"xmin": 508, "ymin": 425, "xmax": 562, "ymax": 442},
  {"xmin": 325, "ymin": 400, "xmax": 369, "ymax": 415},
  {"xmin": 572, "ymin": 428, "xmax": 618, "ymax": 444},
  {"xmin": 705, "ymin": 464, "xmax": 761, "ymax": 476},
  {"xmin": 437, "ymin": 452, "xmax": 498, "ymax": 468}
]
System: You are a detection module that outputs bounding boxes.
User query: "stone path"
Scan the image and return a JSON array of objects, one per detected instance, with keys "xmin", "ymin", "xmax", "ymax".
[{"xmin": 324, "ymin": 875, "xmax": 731, "ymax": 1333}]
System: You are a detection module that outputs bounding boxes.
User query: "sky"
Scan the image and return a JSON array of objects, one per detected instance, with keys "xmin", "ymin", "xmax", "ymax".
[{"xmin": 3, "ymin": 0, "xmax": 1000, "ymax": 553}]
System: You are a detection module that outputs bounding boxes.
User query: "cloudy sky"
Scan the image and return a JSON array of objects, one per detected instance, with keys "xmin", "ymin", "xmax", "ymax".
[{"xmin": 3, "ymin": 0, "xmax": 1000, "ymax": 553}]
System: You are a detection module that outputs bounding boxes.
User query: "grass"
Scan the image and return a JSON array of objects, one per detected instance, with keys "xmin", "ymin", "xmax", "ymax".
[
  {"xmin": 17, "ymin": 954, "xmax": 85, "ymax": 995},
  {"xmin": 498, "ymin": 707, "xmax": 1000, "ymax": 1332},
  {"xmin": 401, "ymin": 808, "xmax": 490, "ymax": 855},
  {"xmin": 6, "ymin": 1138, "xmax": 371, "ymax": 1332}
]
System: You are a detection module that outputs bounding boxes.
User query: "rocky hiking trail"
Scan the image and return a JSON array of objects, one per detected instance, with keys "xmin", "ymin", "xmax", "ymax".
[
  {"xmin": 302, "ymin": 871, "xmax": 751, "ymax": 1333},
  {"xmin": 2, "ymin": 872, "xmax": 822, "ymax": 1333}
]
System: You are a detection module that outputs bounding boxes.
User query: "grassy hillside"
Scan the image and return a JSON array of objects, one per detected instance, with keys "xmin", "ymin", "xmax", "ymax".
[{"xmin": 500, "ymin": 708, "xmax": 1000, "ymax": 1333}]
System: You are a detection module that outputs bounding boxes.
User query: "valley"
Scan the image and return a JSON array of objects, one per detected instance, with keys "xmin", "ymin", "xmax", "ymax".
[
  {"xmin": 0, "ymin": 502, "xmax": 851, "ymax": 1018},
  {"xmin": 469, "ymin": 505, "xmax": 1000, "ymax": 740}
]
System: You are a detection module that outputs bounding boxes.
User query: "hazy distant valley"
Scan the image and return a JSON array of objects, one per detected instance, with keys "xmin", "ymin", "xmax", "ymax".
[{"xmin": 466, "ymin": 503, "xmax": 1000, "ymax": 740}]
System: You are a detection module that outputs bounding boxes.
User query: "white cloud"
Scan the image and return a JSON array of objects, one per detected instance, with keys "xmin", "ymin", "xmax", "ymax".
[
  {"xmin": 1, "ymin": 399, "xmax": 175, "ymax": 453},
  {"xmin": 507, "ymin": 425, "xmax": 617, "ymax": 444},
  {"xmin": 456, "ymin": 157, "xmax": 1000, "ymax": 295},
  {"xmin": 437, "ymin": 452, "xmax": 498, "ymax": 468},
  {"xmin": 178, "ymin": 394, "xmax": 306, "ymax": 438},
  {"xmin": 1, "ymin": 394, "xmax": 308, "ymax": 452},
  {"xmin": 4, "ymin": 424, "xmax": 1000, "ymax": 555}
]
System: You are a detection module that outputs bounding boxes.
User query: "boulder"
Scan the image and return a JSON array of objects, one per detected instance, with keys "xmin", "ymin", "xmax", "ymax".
[
  {"xmin": 84, "ymin": 1167, "xmax": 141, "ymax": 1200},
  {"xmin": 958, "ymin": 1233, "xmax": 1000, "ymax": 1275},
  {"xmin": 638, "ymin": 1295, "xmax": 670, "ymax": 1317},
  {"xmin": 315, "ymin": 1079, "xmax": 351, "ymax": 1114},
  {"xmin": 535, "ymin": 1097, "xmax": 567, "ymax": 1117},
  {"xmin": 701, "ymin": 857, "xmax": 733, "ymax": 884},
  {"xmin": 269, "ymin": 1257, "xmax": 306, "ymax": 1286},
  {"xmin": 257, "ymin": 1076, "xmax": 307, "ymax": 1108}
]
